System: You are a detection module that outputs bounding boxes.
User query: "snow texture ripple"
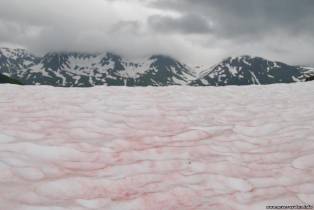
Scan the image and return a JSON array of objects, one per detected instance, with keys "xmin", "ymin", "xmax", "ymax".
[{"xmin": 0, "ymin": 83, "xmax": 314, "ymax": 210}]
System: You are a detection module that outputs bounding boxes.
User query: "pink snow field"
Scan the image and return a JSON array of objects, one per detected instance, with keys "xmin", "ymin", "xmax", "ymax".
[{"xmin": 0, "ymin": 82, "xmax": 314, "ymax": 210}]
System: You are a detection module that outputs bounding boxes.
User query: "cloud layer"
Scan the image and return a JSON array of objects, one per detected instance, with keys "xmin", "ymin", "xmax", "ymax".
[{"xmin": 0, "ymin": 0, "xmax": 313, "ymax": 66}]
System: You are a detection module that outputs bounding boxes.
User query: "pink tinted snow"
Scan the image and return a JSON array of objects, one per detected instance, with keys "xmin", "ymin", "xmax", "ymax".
[{"xmin": 0, "ymin": 83, "xmax": 314, "ymax": 210}]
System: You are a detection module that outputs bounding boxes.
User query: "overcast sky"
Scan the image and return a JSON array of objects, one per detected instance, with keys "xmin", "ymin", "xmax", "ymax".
[{"xmin": 0, "ymin": 0, "xmax": 313, "ymax": 66}]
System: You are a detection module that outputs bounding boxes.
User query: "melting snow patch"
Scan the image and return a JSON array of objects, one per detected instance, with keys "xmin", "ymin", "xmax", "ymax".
[{"xmin": 0, "ymin": 83, "xmax": 314, "ymax": 210}]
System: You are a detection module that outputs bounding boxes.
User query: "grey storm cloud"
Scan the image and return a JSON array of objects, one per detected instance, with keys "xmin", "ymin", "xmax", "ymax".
[
  {"xmin": 111, "ymin": 21, "xmax": 141, "ymax": 34},
  {"xmin": 148, "ymin": 14, "xmax": 212, "ymax": 34},
  {"xmin": 149, "ymin": 0, "xmax": 314, "ymax": 38},
  {"xmin": 0, "ymin": 0, "xmax": 314, "ymax": 66}
]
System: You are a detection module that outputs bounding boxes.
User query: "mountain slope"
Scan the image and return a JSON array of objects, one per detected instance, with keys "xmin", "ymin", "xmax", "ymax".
[
  {"xmin": 0, "ymin": 48, "xmax": 40, "ymax": 83},
  {"xmin": 301, "ymin": 66, "xmax": 314, "ymax": 81},
  {"xmin": 132, "ymin": 55, "xmax": 195, "ymax": 86},
  {"xmin": 0, "ymin": 73, "xmax": 23, "ymax": 85},
  {"xmin": 191, "ymin": 56, "xmax": 307, "ymax": 86}
]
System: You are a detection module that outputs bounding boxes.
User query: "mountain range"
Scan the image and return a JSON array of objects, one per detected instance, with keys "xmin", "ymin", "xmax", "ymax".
[{"xmin": 0, "ymin": 47, "xmax": 313, "ymax": 87}]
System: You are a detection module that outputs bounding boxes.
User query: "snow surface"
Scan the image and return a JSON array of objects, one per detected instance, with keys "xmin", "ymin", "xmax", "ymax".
[{"xmin": 0, "ymin": 83, "xmax": 314, "ymax": 210}]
